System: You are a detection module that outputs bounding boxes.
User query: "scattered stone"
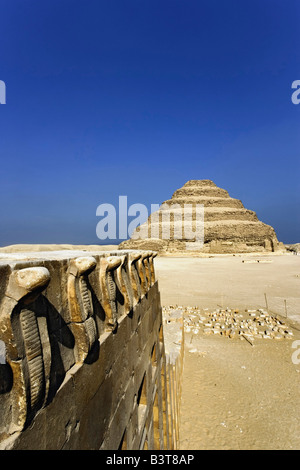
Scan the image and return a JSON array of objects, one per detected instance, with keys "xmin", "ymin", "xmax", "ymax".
[
  {"xmin": 164, "ymin": 305, "xmax": 295, "ymax": 342},
  {"xmin": 203, "ymin": 328, "xmax": 213, "ymax": 335}
]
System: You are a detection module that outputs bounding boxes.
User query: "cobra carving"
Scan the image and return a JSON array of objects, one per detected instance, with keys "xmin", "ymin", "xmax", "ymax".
[
  {"xmin": 0, "ymin": 250, "xmax": 158, "ymax": 444},
  {"xmin": 0, "ymin": 267, "xmax": 50, "ymax": 432},
  {"xmin": 68, "ymin": 257, "xmax": 98, "ymax": 363},
  {"xmin": 99, "ymin": 256, "xmax": 123, "ymax": 330}
]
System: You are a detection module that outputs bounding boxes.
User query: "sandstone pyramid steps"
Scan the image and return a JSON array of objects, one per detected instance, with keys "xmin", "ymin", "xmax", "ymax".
[
  {"xmin": 204, "ymin": 208, "xmax": 258, "ymax": 222},
  {"xmin": 203, "ymin": 220, "xmax": 276, "ymax": 240},
  {"xmin": 181, "ymin": 179, "xmax": 217, "ymax": 188},
  {"xmin": 149, "ymin": 206, "xmax": 258, "ymax": 222},
  {"xmin": 135, "ymin": 220, "xmax": 274, "ymax": 242},
  {"xmin": 119, "ymin": 179, "xmax": 283, "ymax": 253},
  {"xmin": 163, "ymin": 196, "xmax": 244, "ymax": 209},
  {"xmin": 172, "ymin": 186, "xmax": 230, "ymax": 198}
]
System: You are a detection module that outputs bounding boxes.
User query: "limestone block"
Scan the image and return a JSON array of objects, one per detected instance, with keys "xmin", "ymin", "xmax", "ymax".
[{"xmin": 100, "ymin": 374, "xmax": 136, "ymax": 450}]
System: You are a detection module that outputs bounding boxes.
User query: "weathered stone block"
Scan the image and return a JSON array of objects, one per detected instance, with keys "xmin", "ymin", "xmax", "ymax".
[{"xmin": 0, "ymin": 249, "xmax": 180, "ymax": 450}]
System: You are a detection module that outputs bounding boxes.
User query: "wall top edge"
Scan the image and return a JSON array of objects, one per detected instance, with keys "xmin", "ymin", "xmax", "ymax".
[{"xmin": 0, "ymin": 249, "xmax": 157, "ymax": 266}]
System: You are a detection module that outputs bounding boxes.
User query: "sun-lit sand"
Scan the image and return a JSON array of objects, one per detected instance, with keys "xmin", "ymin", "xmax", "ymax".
[
  {"xmin": 155, "ymin": 252, "xmax": 300, "ymax": 325},
  {"xmin": 0, "ymin": 243, "xmax": 118, "ymax": 253},
  {"xmin": 155, "ymin": 252, "xmax": 300, "ymax": 450}
]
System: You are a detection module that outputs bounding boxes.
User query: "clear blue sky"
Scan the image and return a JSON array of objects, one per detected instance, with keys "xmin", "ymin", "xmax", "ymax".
[{"xmin": 0, "ymin": 0, "xmax": 299, "ymax": 245}]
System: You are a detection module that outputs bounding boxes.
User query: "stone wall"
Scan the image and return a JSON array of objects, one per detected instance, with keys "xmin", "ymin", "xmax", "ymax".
[
  {"xmin": 0, "ymin": 249, "xmax": 184, "ymax": 450},
  {"xmin": 162, "ymin": 309, "xmax": 185, "ymax": 449}
]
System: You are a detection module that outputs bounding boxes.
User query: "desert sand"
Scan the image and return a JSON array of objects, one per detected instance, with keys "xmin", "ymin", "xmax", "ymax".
[
  {"xmin": 155, "ymin": 253, "xmax": 300, "ymax": 324},
  {"xmin": 155, "ymin": 253, "xmax": 300, "ymax": 450},
  {"xmin": 0, "ymin": 243, "xmax": 118, "ymax": 253}
]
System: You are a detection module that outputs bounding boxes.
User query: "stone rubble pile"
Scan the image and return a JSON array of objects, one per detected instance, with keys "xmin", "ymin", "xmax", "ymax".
[{"xmin": 162, "ymin": 305, "xmax": 294, "ymax": 342}]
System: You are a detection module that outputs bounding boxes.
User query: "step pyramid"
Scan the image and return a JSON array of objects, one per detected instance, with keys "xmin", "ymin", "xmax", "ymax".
[{"xmin": 119, "ymin": 180, "xmax": 283, "ymax": 253}]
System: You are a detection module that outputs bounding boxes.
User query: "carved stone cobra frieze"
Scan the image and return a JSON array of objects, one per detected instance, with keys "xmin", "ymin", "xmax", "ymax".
[
  {"xmin": 148, "ymin": 252, "xmax": 157, "ymax": 287},
  {"xmin": 127, "ymin": 252, "xmax": 143, "ymax": 307},
  {"xmin": 137, "ymin": 253, "xmax": 149, "ymax": 297},
  {"xmin": 0, "ymin": 267, "xmax": 51, "ymax": 433},
  {"xmin": 68, "ymin": 257, "xmax": 98, "ymax": 363},
  {"xmin": 99, "ymin": 256, "xmax": 123, "ymax": 331},
  {"xmin": 114, "ymin": 255, "xmax": 134, "ymax": 315}
]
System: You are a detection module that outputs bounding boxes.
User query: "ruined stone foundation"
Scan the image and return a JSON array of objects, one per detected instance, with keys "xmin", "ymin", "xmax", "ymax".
[{"xmin": 119, "ymin": 180, "xmax": 284, "ymax": 254}]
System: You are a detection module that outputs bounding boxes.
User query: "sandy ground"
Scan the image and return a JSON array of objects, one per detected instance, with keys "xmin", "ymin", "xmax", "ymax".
[
  {"xmin": 0, "ymin": 243, "xmax": 118, "ymax": 252},
  {"xmin": 180, "ymin": 331, "xmax": 300, "ymax": 450},
  {"xmin": 155, "ymin": 253, "xmax": 300, "ymax": 450},
  {"xmin": 155, "ymin": 253, "xmax": 300, "ymax": 325}
]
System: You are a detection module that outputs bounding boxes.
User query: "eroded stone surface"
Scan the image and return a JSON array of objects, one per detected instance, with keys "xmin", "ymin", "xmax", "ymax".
[
  {"xmin": 163, "ymin": 305, "xmax": 294, "ymax": 344},
  {"xmin": 119, "ymin": 180, "xmax": 284, "ymax": 253},
  {"xmin": 0, "ymin": 249, "xmax": 179, "ymax": 451}
]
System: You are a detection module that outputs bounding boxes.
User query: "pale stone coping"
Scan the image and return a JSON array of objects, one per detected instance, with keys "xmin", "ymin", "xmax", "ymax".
[
  {"xmin": 142, "ymin": 220, "xmax": 270, "ymax": 227},
  {"xmin": 0, "ymin": 249, "xmax": 149, "ymax": 265},
  {"xmin": 166, "ymin": 196, "xmax": 239, "ymax": 201},
  {"xmin": 0, "ymin": 243, "xmax": 118, "ymax": 250},
  {"xmin": 156, "ymin": 207, "xmax": 253, "ymax": 212}
]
